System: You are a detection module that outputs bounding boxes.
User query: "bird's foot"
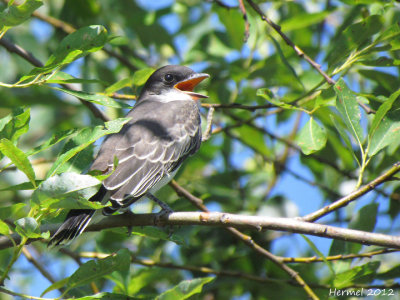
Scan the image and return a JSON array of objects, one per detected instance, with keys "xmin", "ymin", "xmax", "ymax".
[
  {"xmin": 146, "ymin": 193, "xmax": 173, "ymax": 227},
  {"xmin": 121, "ymin": 209, "xmax": 135, "ymax": 236}
]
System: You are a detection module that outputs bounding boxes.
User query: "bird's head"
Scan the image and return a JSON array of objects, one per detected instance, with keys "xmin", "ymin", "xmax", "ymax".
[{"xmin": 139, "ymin": 65, "xmax": 209, "ymax": 102}]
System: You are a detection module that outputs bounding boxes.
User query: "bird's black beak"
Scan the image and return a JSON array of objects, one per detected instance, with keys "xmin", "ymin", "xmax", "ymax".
[{"xmin": 174, "ymin": 73, "xmax": 209, "ymax": 100}]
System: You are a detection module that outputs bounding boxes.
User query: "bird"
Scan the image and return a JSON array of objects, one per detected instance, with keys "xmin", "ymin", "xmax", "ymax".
[{"xmin": 48, "ymin": 65, "xmax": 209, "ymax": 246}]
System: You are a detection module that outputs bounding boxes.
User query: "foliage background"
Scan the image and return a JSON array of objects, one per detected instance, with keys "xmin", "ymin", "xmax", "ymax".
[{"xmin": 0, "ymin": 0, "xmax": 400, "ymax": 299}]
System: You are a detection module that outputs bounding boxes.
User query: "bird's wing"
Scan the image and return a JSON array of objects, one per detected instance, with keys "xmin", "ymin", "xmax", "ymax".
[{"xmin": 89, "ymin": 100, "xmax": 201, "ymax": 210}]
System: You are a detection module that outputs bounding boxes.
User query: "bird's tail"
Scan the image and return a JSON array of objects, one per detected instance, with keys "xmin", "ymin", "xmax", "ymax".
[{"xmin": 48, "ymin": 186, "xmax": 107, "ymax": 247}]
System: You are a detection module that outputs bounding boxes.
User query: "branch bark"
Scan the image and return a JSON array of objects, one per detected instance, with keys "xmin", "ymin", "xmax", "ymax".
[{"xmin": 1, "ymin": 212, "xmax": 399, "ymax": 250}]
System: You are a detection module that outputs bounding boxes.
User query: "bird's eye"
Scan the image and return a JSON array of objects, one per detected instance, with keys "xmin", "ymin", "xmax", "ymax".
[{"xmin": 164, "ymin": 74, "xmax": 174, "ymax": 83}]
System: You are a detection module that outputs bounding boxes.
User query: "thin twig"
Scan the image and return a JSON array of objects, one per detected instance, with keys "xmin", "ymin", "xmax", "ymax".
[
  {"xmin": 302, "ymin": 162, "xmax": 400, "ymax": 222},
  {"xmin": 22, "ymin": 247, "xmax": 65, "ymax": 293},
  {"xmin": 202, "ymin": 107, "xmax": 214, "ymax": 142},
  {"xmin": 201, "ymin": 102, "xmax": 274, "ymax": 111},
  {"xmin": 0, "ymin": 38, "xmax": 109, "ymax": 121},
  {"xmin": 1, "ymin": 211, "xmax": 399, "ymax": 249},
  {"xmin": 245, "ymin": 0, "xmax": 335, "ymax": 85},
  {"xmin": 31, "ymin": 9, "xmax": 138, "ymax": 71},
  {"xmin": 169, "ymin": 181, "xmax": 319, "ymax": 300},
  {"xmin": 282, "ymin": 248, "xmax": 400, "ymax": 263},
  {"xmin": 238, "ymin": 0, "xmax": 250, "ymax": 42}
]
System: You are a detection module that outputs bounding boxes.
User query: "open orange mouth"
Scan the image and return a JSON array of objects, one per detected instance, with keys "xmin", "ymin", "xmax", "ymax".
[{"xmin": 174, "ymin": 73, "xmax": 209, "ymax": 100}]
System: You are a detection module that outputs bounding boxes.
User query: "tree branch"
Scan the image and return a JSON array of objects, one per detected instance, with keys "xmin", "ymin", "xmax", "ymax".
[
  {"xmin": 245, "ymin": 0, "xmax": 335, "ymax": 85},
  {"xmin": 0, "ymin": 38, "xmax": 110, "ymax": 122},
  {"xmin": 302, "ymin": 162, "xmax": 400, "ymax": 222},
  {"xmin": 0, "ymin": 212, "xmax": 399, "ymax": 250}
]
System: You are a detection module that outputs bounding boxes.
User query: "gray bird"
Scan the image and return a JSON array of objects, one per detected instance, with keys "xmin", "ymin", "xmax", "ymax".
[{"xmin": 48, "ymin": 65, "xmax": 209, "ymax": 246}]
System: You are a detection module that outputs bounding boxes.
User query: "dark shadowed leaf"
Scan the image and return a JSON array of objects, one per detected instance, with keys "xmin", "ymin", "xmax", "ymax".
[{"xmin": 67, "ymin": 249, "xmax": 130, "ymax": 291}]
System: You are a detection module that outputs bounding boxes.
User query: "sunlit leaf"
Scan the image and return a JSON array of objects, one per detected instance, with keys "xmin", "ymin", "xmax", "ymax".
[
  {"xmin": 50, "ymin": 87, "xmax": 132, "ymax": 109},
  {"xmin": 334, "ymin": 79, "xmax": 363, "ymax": 148},
  {"xmin": 0, "ymin": 138, "xmax": 36, "ymax": 187},
  {"xmin": 0, "ymin": 0, "xmax": 43, "ymax": 31},
  {"xmin": 296, "ymin": 117, "xmax": 327, "ymax": 155},
  {"xmin": 46, "ymin": 117, "xmax": 130, "ymax": 177},
  {"xmin": 132, "ymin": 68, "xmax": 154, "ymax": 87},
  {"xmin": 14, "ymin": 217, "xmax": 45, "ymax": 238},
  {"xmin": 333, "ymin": 261, "xmax": 380, "ymax": 288},
  {"xmin": 0, "ymin": 108, "xmax": 30, "ymax": 144},
  {"xmin": 0, "ymin": 220, "xmax": 10, "ymax": 236},
  {"xmin": 32, "ymin": 172, "xmax": 103, "ymax": 210},
  {"xmin": 156, "ymin": 277, "xmax": 214, "ymax": 300},
  {"xmin": 21, "ymin": 25, "xmax": 107, "ymax": 81}
]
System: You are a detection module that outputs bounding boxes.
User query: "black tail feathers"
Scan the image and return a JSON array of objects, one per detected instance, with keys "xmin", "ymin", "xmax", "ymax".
[
  {"xmin": 48, "ymin": 209, "xmax": 95, "ymax": 247},
  {"xmin": 48, "ymin": 185, "xmax": 107, "ymax": 247}
]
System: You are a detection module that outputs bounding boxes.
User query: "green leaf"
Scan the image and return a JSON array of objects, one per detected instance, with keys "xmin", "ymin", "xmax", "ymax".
[
  {"xmin": 41, "ymin": 278, "xmax": 70, "ymax": 297},
  {"xmin": 0, "ymin": 138, "xmax": 36, "ymax": 187},
  {"xmin": 0, "ymin": 181, "xmax": 41, "ymax": 191},
  {"xmin": 333, "ymin": 261, "xmax": 380, "ymax": 289},
  {"xmin": 14, "ymin": 217, "xmax": 43, "ymax": 238},
  {"xmin": 156, "ymin": 277, "xmax": 214, "ymax": 300},
  {"xmin": 281, "ymin": 11, "xmax": 333, "ymax": 32},
  {"xmin": 376, "ymin": 21, "xmax": 400, "ymax": 44},
  {"xmin": 215, "ymin": 7, "xmax": 244, "ymax": 49},
  {"xmin": 358, "ymin": 69, "xmax": 400, "ymax": 93},
  {"xmin": 22, "ymin": 25, "xmax": 107, "ymax": 80},
  {"xmin": 56, "ymin": 144, "xmax": 94, "ymax": 174},
  {"xmin": 330, "ymin": 114, "xmax": 360, "ymax": 166},
  {"xmin": 301, "ymin": 235, "xmax": 334, "ymax": 278},
  {"xmin": 347, "ymin": 203, "xmax": 378, "ymax": 253},
  {"xmin": 368, "ymin": 89, "xmax": 400, "ymax": 157},
  {"xmin": 0, "ymin": 0, "xmax": 43, "ymax": 31},
  {"xmin": 0, "ymin": 220, "xmax": 10, "ymax": 236},
  {"xmin": 377, "ymin": 265, "xmax": 400, "ymax": 280},
  {"xmin": 131, "ymin": 227, "xmax": 186, "ymax": 246},
  {"xmin": 257, "ymin": 88, "xmax": 302, "ymax": 111},
  {"xmin": 269, "ymin": 34, "xmax": 303, "ymax": 90},
  {"xmin": 44, "ymin": 71, "xmax": 106, "ymax": 85},
  {"xmin": 46, "ymin": 117, "xmax": 130, "ymax": 177},
  {"xmin": 0, "ymin": 114, "xmax": 12, "ymax": 132},
  {"xmin": 28, "ymin": 129, "xmax": 77, "ymax": 157},
  {"xmin": 32, "ymin": 172, "xmax": 102, "ymax": 209},
  {"xmin": 73, "ymin": 293, "xmax": 131, "ymax": 300},
  {"xmin": 369, "ymin": 110, "xmax": 400, "ymax": 156},
  {"xmin": 327, "ymin": 15, "xmax": 384, "ymax": 66},
  {"xmin": 0, "ymin": 203, "xmax": 26, "ymax": 220},
  {"xmin": 65, "ymin": 249, "xmax": 130, "ymax": 292},
  {"xmin": 334, "ymin": 79, "xmax": 363, "ymax": 148},
  {"xmin": 0, "ymin": 108, "xmax": 30, "ymax": 144},
  {"xmin": 105, "ymin": 77, "xmax": 134, "ymax": 94},
  {"xmin": 128, "ymin": 268, "xmax": 168, "ymax": 295},
  {"xmin": 296, "ymin": 117, "xmax": 327, "ymax": 155},
  {"xmin": 232, "ymin": 124, "xmax": 271, "ymax": 157},
  {"xmin": 132, "ymin": 68, "xmax": 154, "ymax": 87},
  {"xmin": 50, "ymin": 87, "xmax": 132, "ymax": 109}
]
